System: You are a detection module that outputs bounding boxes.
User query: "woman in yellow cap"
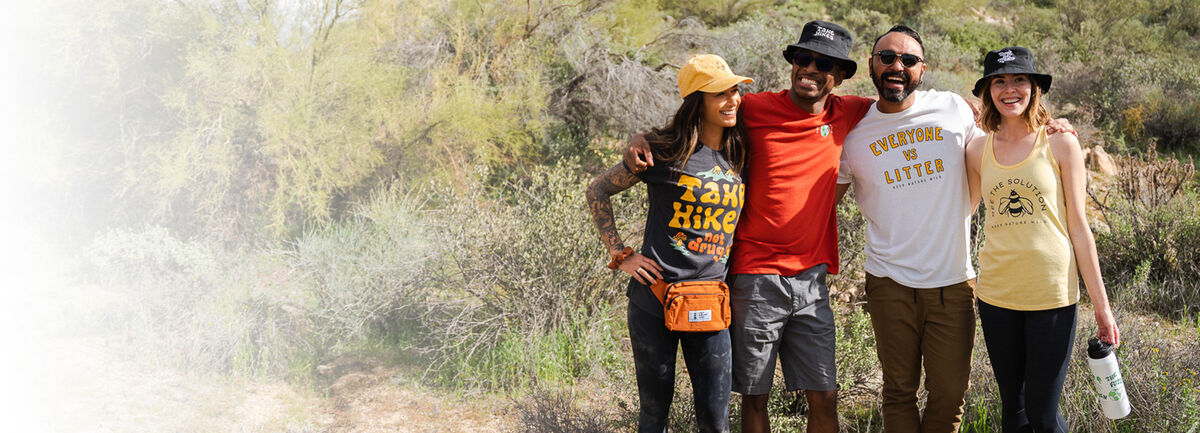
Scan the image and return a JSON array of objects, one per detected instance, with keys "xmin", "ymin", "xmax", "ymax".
[
  {"xmin": 965, "ymin": 46, "xmax": 1120, "ymax": 432},
  {"xmin": 585, "ymin": 54, "xmax": 751, "ymax": 432}
]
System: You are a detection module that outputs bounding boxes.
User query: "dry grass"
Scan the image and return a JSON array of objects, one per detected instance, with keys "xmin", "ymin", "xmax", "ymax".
[{"xmin": 13, "ymin": 277, "xmax": 518, "ymax": 433}]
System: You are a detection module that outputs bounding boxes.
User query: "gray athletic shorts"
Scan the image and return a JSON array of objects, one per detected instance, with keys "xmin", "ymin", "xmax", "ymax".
[{"xmin": 728, "ymin": 264, "xmax": 837, "ymax": 394}]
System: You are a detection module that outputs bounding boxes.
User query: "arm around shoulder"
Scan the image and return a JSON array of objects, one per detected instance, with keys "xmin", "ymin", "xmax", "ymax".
[{"xmin": 965, "ymin": 135, "xmax": 987, "ymax": 210}]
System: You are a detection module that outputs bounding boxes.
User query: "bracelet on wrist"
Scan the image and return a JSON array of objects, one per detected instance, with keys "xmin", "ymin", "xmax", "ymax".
[{"xmin": 607, "ymin": 246, "xmax": 634, "ymax": 270}]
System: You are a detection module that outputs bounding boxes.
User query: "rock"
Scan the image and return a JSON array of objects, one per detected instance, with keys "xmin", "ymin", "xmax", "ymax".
[
  {"xmin": 1087, "ymin": 145, "xmax": 1117, "ymax": 176},
  {"xmin": 329, "ymin": 372, "xmax": 373, "ymax": 397}
]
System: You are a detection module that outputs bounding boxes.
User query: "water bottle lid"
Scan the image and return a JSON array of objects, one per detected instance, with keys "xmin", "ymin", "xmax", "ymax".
[{"xmin": 1088, "ymin": 336, "xmax": 1112, "ymax": 359}]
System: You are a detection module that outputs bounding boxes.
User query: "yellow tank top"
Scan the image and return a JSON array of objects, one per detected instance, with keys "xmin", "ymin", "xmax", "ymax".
[{"xmin": 977, "ymin": 127, "xmax": 1078, "ymax": 310}]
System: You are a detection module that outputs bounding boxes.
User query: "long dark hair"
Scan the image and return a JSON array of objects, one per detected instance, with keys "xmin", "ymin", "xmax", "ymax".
[{"xmin": 644, "ymin": 91, "xmax": 748, "ymax": 173}]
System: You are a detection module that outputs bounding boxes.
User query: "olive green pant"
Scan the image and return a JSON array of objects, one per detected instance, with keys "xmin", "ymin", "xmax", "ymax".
[{"xmin": 865, "ymin": 274, "xmax": 976, "ymax": 433}]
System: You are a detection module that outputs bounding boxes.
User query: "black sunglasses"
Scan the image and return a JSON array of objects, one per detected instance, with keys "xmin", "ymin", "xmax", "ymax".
[
  {"xmin": 874, "ymin": 50, "xmax": 923, "ymax": 68},
  {"xmin": 791, "ymin": 52, "xmax": 836, "ymax": 72}
]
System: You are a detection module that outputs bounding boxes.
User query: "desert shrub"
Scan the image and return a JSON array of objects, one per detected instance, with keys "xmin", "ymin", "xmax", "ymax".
[
  {"xmin": 515, "ymin": 389, "xmax": 625, "ymax": 433},
  {"xmin": 964, "ymin": 309, "xmax": 1200, "ymax": 432},
  {"xmin": 401, "ymin": 160, "xmax": 640, "ymax": 388},
  {"xmin": 701, "ymin": 16, "xmax": 800, "ymax": 95},
  {"xmin": 836, "ymin": 304, "xmax": 880, "ymax": 398},
  {"xmin": 287, "ymin": 187, "xmax": 437, "ymax": 364},
  {"xmin": 659, "ymin": 0, "xmax": 774, "ymax": 27},
  {"xmin": 80, "ymin": 159, "xmax": 639, "ymax": 387},
  {"xmin": 1094, "ymin": 148, "xmax": 1200, "ymax": 318},
  {"xmin": 275, "ymin": 158, "xmax": 639, "ymax": 388},
  {"xmin": 1044, "ymin": 0, "xmax": 1200, "ymax": 155},
  {"xmin": 83, "ymin": 226, "xmax": 311, "ymax": 376},
  {"xmin": 1062, "ymin": 57, "xmax": 1200, "ymax": 155},
  {"xmin": 554, "ymin": 31, "xmax": 678, "ymax": 137},
  {"xmin": 1062, "ymin": 313, "xmax": 1200, "ymax": 432},
  {"xmin": 925, "ymin": 11, "xmax": 1006, "ymax": 70}
]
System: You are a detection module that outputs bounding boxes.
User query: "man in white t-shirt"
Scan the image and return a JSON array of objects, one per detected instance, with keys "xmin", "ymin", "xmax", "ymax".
[
  {"xmin": 834, "ymin": 25, "xmax": 981, "ymax": 433},
  {"xmin": 836, "ymin": 25, "xmax": 1074, "ymax": 433}
]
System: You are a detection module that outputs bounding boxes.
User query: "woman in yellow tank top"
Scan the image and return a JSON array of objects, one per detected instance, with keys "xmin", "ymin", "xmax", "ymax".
[{"xmin": 964, "ymin": 47, "xmax": 1120, "ymax": 433}]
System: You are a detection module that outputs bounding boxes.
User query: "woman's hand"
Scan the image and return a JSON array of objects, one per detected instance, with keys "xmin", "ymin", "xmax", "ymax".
[
  {"xmin": 618, "ymin": 253, "xmax": 664, "ymax": 285},
  {"xmin": 1095, "ymin": 306, "xmax": 1120, "ymax": 347}
]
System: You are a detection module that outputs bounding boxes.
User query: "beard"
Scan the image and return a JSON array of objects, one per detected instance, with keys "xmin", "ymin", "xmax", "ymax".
[{"xmin": 873, "ymin": 69, "xmax": 921, "ymax": 103}]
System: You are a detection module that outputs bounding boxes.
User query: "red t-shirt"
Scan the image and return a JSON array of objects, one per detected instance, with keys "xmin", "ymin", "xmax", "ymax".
[{"xmin": 730, "ymin": 90, "xmax": 872, "ymax": 275}]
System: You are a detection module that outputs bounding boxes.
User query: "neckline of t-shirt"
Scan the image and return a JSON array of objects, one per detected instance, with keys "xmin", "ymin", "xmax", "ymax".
[
  {"xmin": 778, "ymin": 90, "xmax": 834, "ymax": 117},
  {"xmin": 868, "ymin": 90, "xmax": 930, "ymax": 118},
  {"xmin": 688, "ymin": 145, "xmax": 725, "ymax": 166}
]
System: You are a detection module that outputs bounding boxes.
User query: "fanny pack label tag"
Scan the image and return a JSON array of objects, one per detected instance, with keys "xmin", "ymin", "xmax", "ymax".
[{"xmin": 689, "ymin": 310, "xmax": 712, "ymax": 323}]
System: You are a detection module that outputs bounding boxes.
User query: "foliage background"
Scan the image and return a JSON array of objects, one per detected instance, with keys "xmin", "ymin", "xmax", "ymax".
[{"xmin": 4, "ymin": 0, "xmax": 1199, "ymax": 431}]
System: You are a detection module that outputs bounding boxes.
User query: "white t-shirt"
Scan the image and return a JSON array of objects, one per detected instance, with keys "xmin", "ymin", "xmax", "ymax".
[{"xmin": 837, "ymin": 90, "xmax": 983, "ymax": 288}]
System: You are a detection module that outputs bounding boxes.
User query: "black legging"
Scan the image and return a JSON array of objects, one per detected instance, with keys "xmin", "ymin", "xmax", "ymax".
[
  {"xmin": 627, "ymin": 300, "xmax": 732, "ymax": 433},
  {"xmin": 978, "ymin": 300, "xmax": 1077, "ymax": 433}
]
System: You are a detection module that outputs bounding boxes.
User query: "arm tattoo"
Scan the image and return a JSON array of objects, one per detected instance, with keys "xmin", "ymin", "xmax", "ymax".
[{"xmin": 586, "ymin": 163, "xmax": 642, "ymax": 254}]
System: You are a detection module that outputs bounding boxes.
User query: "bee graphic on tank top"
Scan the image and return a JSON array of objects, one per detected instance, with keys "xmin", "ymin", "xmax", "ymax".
[{"xmin": 997, "ymin": 190, "xmax": 1035, "ymax": 217}]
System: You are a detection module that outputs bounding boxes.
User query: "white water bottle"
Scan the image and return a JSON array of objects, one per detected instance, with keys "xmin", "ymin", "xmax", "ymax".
[{"xmin": 1087, "ymin": 337, "xmax": 1132, "ymax": 419}]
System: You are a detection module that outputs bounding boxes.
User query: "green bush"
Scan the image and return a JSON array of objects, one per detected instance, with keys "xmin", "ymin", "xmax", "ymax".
[
  {"xmin": 1094, "ymin": 149, "xmax": 1200, "ymax": 318},
  {"xmin": 963, "ymin": 309, "xmax": 1200, "ymax": 432},
  {"xmin": 83, "ymin": 226, "xmax": 310, "ymax": 376},
  {"xmin": 287, "ymin": 187, "xmax": 436, "ymax": 364},
  {"xmin": 412, "ymin": 160, "xmax": 639, "ymax": 387},
  {"xmin": 659, "ymin": 0, "xmax": 774, "ymax": 27},
  {"xmin": 80, "ymin": 159, "xmax": 640, "ymax": 387}
]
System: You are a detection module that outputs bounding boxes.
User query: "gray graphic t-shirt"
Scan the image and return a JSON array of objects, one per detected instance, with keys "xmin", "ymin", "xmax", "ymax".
[{"xmin": 627, "ymin": 145, "xmax": 744, "ymax": 315}]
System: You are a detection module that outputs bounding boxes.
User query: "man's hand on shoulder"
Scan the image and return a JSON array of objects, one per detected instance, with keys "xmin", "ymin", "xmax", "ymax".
[
  {"xmin": 1046, "ymin": 118, "xmax": 1077, "ymax": 136},
  {"xmin": 623, "ymin": 133, "xmax": 653, "ymax": 174}
]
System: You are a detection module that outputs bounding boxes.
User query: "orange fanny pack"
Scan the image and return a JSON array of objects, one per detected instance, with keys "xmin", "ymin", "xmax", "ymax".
[{"xmin": 650, "ymin": 280, "xmax": 732, "ymax": 332}]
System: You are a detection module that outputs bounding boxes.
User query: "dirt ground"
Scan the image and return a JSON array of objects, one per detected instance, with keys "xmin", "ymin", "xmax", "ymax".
[
  {"xmin": 7, "ymin": 328, "xmax": 515, "ymax": 433},
  {"xmin": 0, "ymin": 257, "xmax": 514, "ymax": 433}
]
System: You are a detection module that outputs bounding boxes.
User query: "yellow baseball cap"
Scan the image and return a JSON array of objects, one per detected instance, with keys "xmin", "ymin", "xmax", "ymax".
[{"xmin": 678, "ymin": 54, "xmax": 753, "ymax": 99}]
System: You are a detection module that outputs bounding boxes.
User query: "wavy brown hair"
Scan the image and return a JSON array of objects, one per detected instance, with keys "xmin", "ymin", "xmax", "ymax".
[
  {"xmin": 644, "ymin": 91, "xmax": 748, "ymax": 174},
  {"xmin": 979, "ymin": 75, "xmax": 1052, "ymax": 133}
]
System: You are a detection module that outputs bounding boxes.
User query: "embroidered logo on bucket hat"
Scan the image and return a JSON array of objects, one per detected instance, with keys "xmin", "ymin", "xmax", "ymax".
[{"xmin": 973, "ymin": 46, "xmax": 1052, "ymax": 97}]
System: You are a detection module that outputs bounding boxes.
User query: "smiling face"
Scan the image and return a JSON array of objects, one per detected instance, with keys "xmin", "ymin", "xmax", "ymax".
[
  {"xmin": 701, "ymin": 85, "xmax": 742, "ymax": 131},
  {"xmin": 988, "ymin": 74, "xmax": 1033, "ymax": 118},
  {"xmin": 869, "ymin": 32, "xmax": 926, "ymax": 106},
  {"xmin": 788, "ymin": 49, "xmax": 844, "ymax": 108}
]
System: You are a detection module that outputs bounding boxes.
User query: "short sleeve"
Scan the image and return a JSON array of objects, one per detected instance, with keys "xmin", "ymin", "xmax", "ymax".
[
  {"xmin": 837, "ymin": 148, "xmax": 854, "ymax": 184},
  {"xmin": 835, "ymin": 94, "xmax": 871, "ymax": 185},
  {"xmin": 841, "ymin": 95, "xmax": 874, "ymax": 123},
  {"xmin": 953, "ymin": 94, "xmax": 986, "ymax": 145}
]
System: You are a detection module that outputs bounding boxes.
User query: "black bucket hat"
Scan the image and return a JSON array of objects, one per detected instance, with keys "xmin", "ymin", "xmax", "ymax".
[
  {"xmin": 783, "ymin": 20, "xmax": 857, "ymax": 79},
  {"xmin": 972, "ymin": 46, "xmax": 1052, "ymax": 97}
]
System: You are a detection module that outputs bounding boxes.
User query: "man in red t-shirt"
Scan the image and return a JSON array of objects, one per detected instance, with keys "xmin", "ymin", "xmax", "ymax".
[{"xmin": 627, "ymin": 20, "xmax": 871, "ymax": 433}]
